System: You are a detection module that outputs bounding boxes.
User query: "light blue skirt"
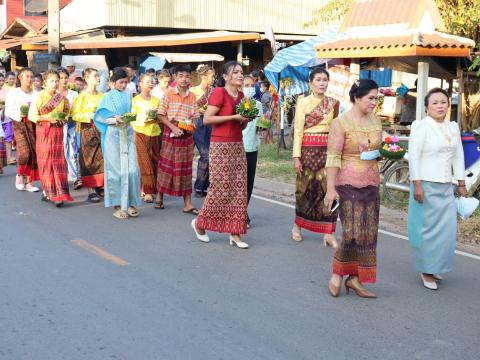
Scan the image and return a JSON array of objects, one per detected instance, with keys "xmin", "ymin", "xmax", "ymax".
[{"xmin": 407, "ymin": 181, "xmax": 456, "ymax": 274}]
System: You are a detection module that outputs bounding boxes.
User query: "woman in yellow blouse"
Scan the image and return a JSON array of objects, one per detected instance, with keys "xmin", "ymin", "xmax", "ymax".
[
  {"xmin": 71, "ymin": 68, "xmax": 104, "ymax": 202},
  {"xmin": 291, "ymin": 68, "xmax": 339, "ymax": 247},
  {"xmin": 131, "ymin": 74, "xmax": 162, "ymax": 204},
  {"xmin": 29, "ymin": 70, "xmax": 73, "ymax": 207}
]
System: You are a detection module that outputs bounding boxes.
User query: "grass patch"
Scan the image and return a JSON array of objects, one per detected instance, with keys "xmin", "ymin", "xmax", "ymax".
[{"xmin": 257, "ymin": 143, "xmax": 296, "ymax": 184}]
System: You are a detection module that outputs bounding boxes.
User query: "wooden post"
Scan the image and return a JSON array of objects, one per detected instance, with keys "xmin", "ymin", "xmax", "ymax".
[
  {"xmin": 237, "ymin": 41, "xmax": 243, "ymax": 63},
  {"xmin": 350, "ymin": 59, "xmax": 360, "ymax": 80},
  {"xmin": 416, "ymin": 60, "xmax": 429, "ymax": 121},
  {"xmin": 48, "ymin": 0, "xmax": 60, "ymax": 69}
]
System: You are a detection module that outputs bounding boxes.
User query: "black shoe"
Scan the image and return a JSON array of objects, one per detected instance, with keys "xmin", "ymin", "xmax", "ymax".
[
  {"xmin": 41, "ymin": 194, "xmax": 49, "ymax": 202},
  {"xmin": 194, "ymin": 191, "xmax": 205, "ymax": 198},
  {"xmin": 95, "ymin": 187, "xmax": 105, "ymax": 198}
]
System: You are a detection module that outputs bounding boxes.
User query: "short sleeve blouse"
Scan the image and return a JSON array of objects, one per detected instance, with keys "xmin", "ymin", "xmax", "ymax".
[{"xmin": 208, "ymin": 87, "xmax": 244, "ymax": 142}]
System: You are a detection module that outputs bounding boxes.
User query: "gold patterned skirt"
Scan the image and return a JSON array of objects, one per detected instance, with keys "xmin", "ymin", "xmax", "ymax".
[{"xmin": 332, "ymin": 185, "xmax": 380, "ymax": 283}]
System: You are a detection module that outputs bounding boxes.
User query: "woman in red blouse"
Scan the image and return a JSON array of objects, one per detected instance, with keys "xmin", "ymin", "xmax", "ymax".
[{"xmin": 192, "ymin": 61, "xmax": 251, "ymax": 249}]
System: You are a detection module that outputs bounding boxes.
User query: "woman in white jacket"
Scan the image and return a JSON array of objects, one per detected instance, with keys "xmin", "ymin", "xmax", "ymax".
[{"xmin": 408, "ymin": 87, "xmax": 467, "ymax": 291}]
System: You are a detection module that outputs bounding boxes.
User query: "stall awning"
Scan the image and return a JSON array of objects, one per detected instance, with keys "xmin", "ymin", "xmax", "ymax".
[
  {"xmin": 63, "ymin": 31, "xmax": 261, "ymax": 50},
  {"xmin": 315, "ymin": 31, "xmax": 475, "ymax": 58},
  {"xmin": 148, "ymin": 52, "xmax": 224, "ymax": 63}
]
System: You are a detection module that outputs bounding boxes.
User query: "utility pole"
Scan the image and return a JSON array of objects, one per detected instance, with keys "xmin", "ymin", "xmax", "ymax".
[{"xmin": 47, "ymin": 0, "xmax": 60, "ymax": 69}]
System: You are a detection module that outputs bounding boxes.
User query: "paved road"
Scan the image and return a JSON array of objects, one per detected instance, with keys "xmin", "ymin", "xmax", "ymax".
[{"xmin": 1, "ymin": 165, "xmax": 479, "ymax": 360}]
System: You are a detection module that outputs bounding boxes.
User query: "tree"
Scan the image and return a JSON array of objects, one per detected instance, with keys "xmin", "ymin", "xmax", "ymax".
[{"xmin": 304, "ymin": 0, "xmax": 480, "ymax": 46}]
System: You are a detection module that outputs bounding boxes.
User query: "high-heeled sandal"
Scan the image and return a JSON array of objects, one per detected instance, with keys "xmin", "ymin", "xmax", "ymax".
[
  {"xmin": 229, "ymin": 236, "xmax": 248, "ymax": 249},
  {"xmin": 345, "ymin": 276, "xmax": 377, "ymax": 299},
  {"xmin": 291, "ymin": 228, "xmax": 303, "ymax": 242},
  {"xmin": 328, "ymin": 280, "xmax": 341, "ymax": 297}
]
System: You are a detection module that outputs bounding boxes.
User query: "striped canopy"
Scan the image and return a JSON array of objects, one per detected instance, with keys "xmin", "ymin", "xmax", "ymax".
[{"xmin": 264, "ymin": 25, "xmax": 340, "ymax": 97}]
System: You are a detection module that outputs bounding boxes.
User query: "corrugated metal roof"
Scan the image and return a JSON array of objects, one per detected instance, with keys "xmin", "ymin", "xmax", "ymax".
[{"xmin": 316, "ymin": 32, "xmax": 475, "ymax": 51}]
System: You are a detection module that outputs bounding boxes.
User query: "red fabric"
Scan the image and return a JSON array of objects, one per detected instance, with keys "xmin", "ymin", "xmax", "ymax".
[
  {"xmin": 208, "ymin": 88, "xmax": 244, "ymax": 141},
  {"xmin": 36, "ymin": 123, "xmax": 73, "ymax": 202}
]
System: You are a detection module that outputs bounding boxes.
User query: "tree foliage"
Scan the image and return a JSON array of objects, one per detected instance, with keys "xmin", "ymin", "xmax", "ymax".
[{"xmin": 304, "ymin": 0, "xmax": 480, "ymax": 45}]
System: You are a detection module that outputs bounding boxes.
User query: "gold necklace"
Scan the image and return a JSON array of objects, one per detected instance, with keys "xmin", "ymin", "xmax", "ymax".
[{"xmin": 436, "ymin": 121, "xmax": 452, "ymax": 144}]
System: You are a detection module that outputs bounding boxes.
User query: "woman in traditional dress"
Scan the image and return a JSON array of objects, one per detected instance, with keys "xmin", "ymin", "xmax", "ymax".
[
  {"xmin": 291, "ymin": 68, "xmax": 339, "ymax": 246},
  {"xmin": 192, "ymin": 61, "xmax": 250, "ymax": 249},
  {"xmin": 131, "ymin": 74, "xmax": 162, "ymax": 204},
  {"xmin": 407, "ymin": 88, "xmax": 466, "ymax": 291},
  {"xmin": 324, "ymin": 79, "xmax": 381, "ymax": 298},
  {"xmin": 5, "ymin": 68, "xmax": 39, "ymax": 192},
  {"xmin": 29, "ymin": 70, "xmax": 73, "ymax": 207},
  {"xmin": 58, "ymin": 68, "xmax": 80, "ymax": 187},
  {"xmin": 93, "ymin": 68, "xmax": 141, "ymax": 219},
  {"xmin": 71, "ymin": 67, "xmax": 104, "ymax": 203},
  {"xmin": 0, "ymin": 122, "xmax": 5, "ymax": 174},
  {"xmin": 241, "ymin": 75, "xmax": 263, "ymax": 228},
  {"xmin": 190, "ymin": 64, "xmax": 215, "ymax": 197}
]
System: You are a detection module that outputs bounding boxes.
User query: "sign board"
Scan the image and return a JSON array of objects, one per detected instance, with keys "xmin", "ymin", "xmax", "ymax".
[{"xmin": 33, "ymin": 53, "xmax": 58, "ymax": 64}]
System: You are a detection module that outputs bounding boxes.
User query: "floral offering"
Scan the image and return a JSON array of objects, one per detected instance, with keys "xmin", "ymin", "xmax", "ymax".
[
  {"xmin": 256, "ymin": 114, "xmax": 273, "ymax": 130},
  {"xmin": 235, "ymin": 97, "xmax": 259, "ymax": 119},
  {"xmin": 380, "ymin": 135, "xmax": 407, "ymax": 160},
  {"xmin": 20, "ymin": 103, "xmax": 30, "ymax": 116},
  {"xmin": 122, "ymin": 113, "xmax": 137, "ymax": 123},
  {"xmin": 178, "ymin": 111, "xmax": 196, "ymax": 133}
]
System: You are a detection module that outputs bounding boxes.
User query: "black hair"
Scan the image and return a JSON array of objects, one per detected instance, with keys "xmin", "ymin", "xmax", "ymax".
[
  {"xmin": 145, "ymin": 68, "xmax": 156, "ymax": 74},
  {"xmin": 424, "ymin": 87, "xmax": 449, "ymax": 107},
  {"xmin": 124, "ymin": 64, "xmax": 136, "ymax": 70},
  {"xmin": 196, "ymin": 64, "xmax": 212, "ymax": 76},
  {"xmin": 309, "ymin": 67, "xmax": 330, "ymax": 82},
  {"xmin": 156, "ymin": 69, "xmax": 171, "ymax": 79},
  {"xmin": 174, "ymin": 64, "xmax": 192, "ymax": 74},
  {"xmin": 217, "ymin": 60, "xmax": 242, "ymax": 87},
  {"xmin": 34, "ymin": 73, "xmax": 43, "ymax": 80},
  {"xmin": 110, "ymin": 67, "xmax": 128, "ymax": 82},
  {"xmin": 5, "ymin": 71, "xmax": 15, "ymax": 78},
  {"xmin": 82, "ymin": 67, "xmax": 98, "ymax": 78},
  {"xmin": 0, "ymin": 73, "xmax": 4, "ymax": 78},
  {"xmin": 251, "ymin": 70, "xmax": 259, "ymax": 78},
  {"xmin": 56, "ymin": 67, "xmax": 69, "ymax": 77},
  {"xmin": 74, "ymin": 76, "xmax": 84, "ymax": 83},
  {"xmin": 349, "ymin": 79, "xmax": 379, "ymax": 103},
  {"xmin": 43, "ymin": 70, "xmax": 59, "ymax": 82},
  {"xmin": 258, "ymin": 70, "xmax": 266, "ymax": 81},
  {"xmin": 18, "ymin": 68, "xmax": 33, "ymax": 78},
  {"xmin": 261, "ymin": 80, "xmax": 270, "ymax": 88}
]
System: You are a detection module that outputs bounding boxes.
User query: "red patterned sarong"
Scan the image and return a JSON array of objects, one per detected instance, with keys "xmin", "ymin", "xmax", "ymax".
[
  {"xmin": 295, "ymin": 133, "xmax": 337, "ymax": 234},
  {"xmin": 0, "ymin": 137, "xmax": 6, "ymax": 169},
  {"xmin": 136, "ymin": 132, "xmax": 161, "ymax": 195},
  {"xmin": 156, "ymin": 128, "xmax": 194, "ymax": 197},
  {"xmin": 12, "ymin": 119, "xmax": 39, "ymax": 180},
  {"xmin": 79, "ymin": 122, "xmax": 104, "ymax": 188},
  {"xmin": 332, "ymin": 185, "xmax": 380, "ymax": 283},
  {"xmin": 196, "ymin": 141, "xmax": 248, "ymax": 235},
  {"xmin": 36, "ymin": 122, "xmax": 73, "ymax": 202}
]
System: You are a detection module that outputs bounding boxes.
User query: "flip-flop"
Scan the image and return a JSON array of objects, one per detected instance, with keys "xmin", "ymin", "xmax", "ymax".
[
  {"xmin": 143, "ymin": 194, "xmax": 154, "ymax": 203},
  {"xmin": 127, "ymin": 206, "xmax": 139, "ymax": 217},
  {"xmin": 154, "ymin": 201, "xmax": 164, "ymax": 209},
  {"xmin": 113, "ymin": 208, "xmax": 128, "ymax": 219},
  {"xmin": 73, "ymin": 180, "xmax": 83, "ymax": 190},
  {"xmin": 183, "ymin": 207, "xmax": 199, "ymax": 215}
]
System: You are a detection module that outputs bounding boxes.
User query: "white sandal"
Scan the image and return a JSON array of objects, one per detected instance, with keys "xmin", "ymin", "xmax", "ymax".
[{"xmin": 191, "ymin": 219, "xmax": 209, "ymax": 243}]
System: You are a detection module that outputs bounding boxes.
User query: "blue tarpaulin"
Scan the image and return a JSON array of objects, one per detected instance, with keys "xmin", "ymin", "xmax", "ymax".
[
  {"xmin": 139, "ymin": 56, "xmax": 166, "ymax": 73},
  {"xmin": 264, "ymin": 25, "xmax": 339, "ymax": 97}
]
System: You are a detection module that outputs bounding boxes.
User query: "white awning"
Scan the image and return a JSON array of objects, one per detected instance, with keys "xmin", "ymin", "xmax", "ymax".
[{"xmin": 149, "ymin": 52, "xmax": 224, "ymax": 63}]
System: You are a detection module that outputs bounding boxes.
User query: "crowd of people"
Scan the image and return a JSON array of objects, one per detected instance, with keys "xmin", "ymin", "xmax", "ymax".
[{"xmin": 0, "ymin": 59, "xmax": 467, "ymax": 297}]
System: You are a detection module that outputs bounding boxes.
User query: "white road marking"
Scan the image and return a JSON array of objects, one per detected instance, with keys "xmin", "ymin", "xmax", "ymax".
[{"xmin": 252, "ymin": 194, "xmax": 480, "ymax": 261}]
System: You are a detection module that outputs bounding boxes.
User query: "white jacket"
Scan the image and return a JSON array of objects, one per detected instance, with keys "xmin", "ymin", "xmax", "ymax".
[{"xmin": 409, "ymin": 116, "xmax": 465, "ymax": 183}]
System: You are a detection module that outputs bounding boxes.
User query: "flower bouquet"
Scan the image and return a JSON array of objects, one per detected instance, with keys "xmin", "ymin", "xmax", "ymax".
[
  {"xmin": 122, "ymin": 113, "xmax": 137, "ymax": 123},
  {"xmin": 178, "ymin": 112, "xmax": 195, "ymax": 133},
  {"xmin": 20, "ymin": 103, "xmax": 30, "ymax": 116},
  {"xmin": 256, "ymin": 114, "xmax": 273, "ymax": 130},
  {"xmin": 379, "ymin": 136, "xmax": 406, "ymax": 160},
  {"xmin": 147, "ymin": 109, "xmax": 158, "ymax": 120},
  {"xmin": 235, "ymin": 97, "xmax": 259, "ymax": 119}
]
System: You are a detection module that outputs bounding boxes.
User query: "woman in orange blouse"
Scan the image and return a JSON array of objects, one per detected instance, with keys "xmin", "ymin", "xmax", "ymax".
[{"xmin": 324, "ymin": 79, "xmax": 382, "ymax": 299}]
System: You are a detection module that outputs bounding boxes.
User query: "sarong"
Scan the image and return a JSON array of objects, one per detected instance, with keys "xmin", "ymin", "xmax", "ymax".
[
  {"xmin": 157, "ymin": 129, "xmax": 194, "ymax": 197},
  {"xmin": 196, "ymin": 141, "xmax": 248, "ymax": 234},
  {"xmin": 36, "ymin": 122, "xmax": 73, "ymax": 202},
  {"xmin": 64, "ymin": 120, "xmax": 79, "ymax": 181},
  {"xmin": 79, "ymin": 122, "xmax": 104, "ymax": 188},
  {"xmin": 0, "ymin": 138, "xmax": 6, "ymax": 168},
  {"xmin": 12, "ymin": 120, "xmax": 39, "ymax": 180},
  {"xmin": 135, "ymin": 132, "xmax": 161, "ymax": 195},
  {"xmin": 295, "ymin": 134, "xmax": 337, "ymax": 233},
  {"xmin": 408, "ymin": 181, "xmax": 456, "ymax": 274},
  {"xmin": 193, "ymin": 116, "xmax": 212, "ymax": 193},
  {"xmin": 333, "ymin": 185, "xmax": 380, "ymax": 283}
]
